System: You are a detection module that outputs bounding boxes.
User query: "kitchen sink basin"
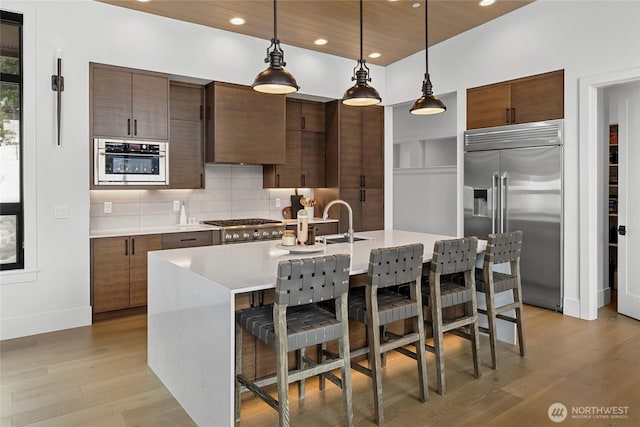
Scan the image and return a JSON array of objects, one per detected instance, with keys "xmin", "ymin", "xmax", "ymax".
[{"xmin": 322, "ymin": 236, "xmax": 371, "ymax": 244}]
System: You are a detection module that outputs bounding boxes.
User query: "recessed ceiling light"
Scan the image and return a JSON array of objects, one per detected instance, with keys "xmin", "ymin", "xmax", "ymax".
[
  {"xmin": 368, "ymin": 52, "xmax": 381, "ymax": 59},
  {"xmin": 137, "ymin": 0, "xmax": 151, "ymax": 2},
  {"xmin": 479, "ymin": 0, "xmax": 496, "ymax": 6},
  {"xmin": 314, "ymin": 38, "xmax": 328, "ymax": 46},
  {"xmin": 229, "ymin": 17, "xmax": 246, "ymax": 26},
  {"xmin": 412, "ymin": 2, "xmax": 421, "ymax": 8}
]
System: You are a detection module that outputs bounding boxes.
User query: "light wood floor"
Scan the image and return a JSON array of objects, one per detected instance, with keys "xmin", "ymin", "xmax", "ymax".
[{"xmin": 1, "ymin": 304, "xmax": 638, "ymax": 427}]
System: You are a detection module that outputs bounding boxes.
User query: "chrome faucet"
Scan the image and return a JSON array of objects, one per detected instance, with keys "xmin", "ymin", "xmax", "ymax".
[{"xmin": 322, "ymin": 199, "xmax": 354, "ymax": 243}]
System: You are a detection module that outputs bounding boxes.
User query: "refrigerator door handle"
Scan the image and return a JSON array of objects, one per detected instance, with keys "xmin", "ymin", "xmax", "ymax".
[
  {"xmin": 492, "ymin": 173, "xmax": 499, "ymax": 234},
  {"xmin": 500, "ymin": 172, "xmax": 508, "ymax": 233}
]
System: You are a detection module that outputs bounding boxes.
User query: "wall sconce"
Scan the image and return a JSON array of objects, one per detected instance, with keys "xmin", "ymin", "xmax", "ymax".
[{"xmin": 51, "ymin": 49, "xmax": 64, "ymax": 146}]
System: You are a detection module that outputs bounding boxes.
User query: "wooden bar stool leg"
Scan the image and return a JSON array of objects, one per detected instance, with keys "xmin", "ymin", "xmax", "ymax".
[
  {"xmin": 514, "ymin": 290, "xmax": 527, "ymax": 357},
  {"xmin": 414, "ymin": 310, "xmax": 429, "ymax": 402},
  {"xmin": 485, "ymin": 276, "xmax": 499, "ymax": 369},
  {"xmin": 274, "ymin": 307, "xmax": 290, "ymax": 427},
  {"xmin": 430, "ymin": 274, "xmax": 446, "ymax": 396},
  {"xmin": 318, "ymin": 343, "xmax": 326, "ymax": 391},
  {"xmin": 366, "ymin": 286, "xmax": 384, "ymax": 425},
  {"xmin": 337, "ymin": 297, "xmax": 354, "ymax": 427},
  {"xmin": 298, "ymin": 348, "xmax": 305, "ymax": 400}
]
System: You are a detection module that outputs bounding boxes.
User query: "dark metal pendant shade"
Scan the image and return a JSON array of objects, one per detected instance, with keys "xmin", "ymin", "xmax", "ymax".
[
  {"xmin": 411, "ymin": 0, "xmax": 445, "ymax": 115},
  {"xmin": 343, "ymin": 64, "xmax": 381, "ymax": 106},
  {"xmin": 252, "ymin": 0, "xmax": 299, "ymax": 94},
  {"xmin": 342, "ymin": 0, "xmax": 381, "ymax": 106},
  {"xmin": 410, "ymin": 73, "xmax": 446, "ymax": 115}
]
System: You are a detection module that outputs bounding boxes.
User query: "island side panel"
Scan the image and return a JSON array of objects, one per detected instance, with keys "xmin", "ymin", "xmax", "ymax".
[{"xmin": 148, "ymin": 253, "xmax": 234, "ymax": 426}]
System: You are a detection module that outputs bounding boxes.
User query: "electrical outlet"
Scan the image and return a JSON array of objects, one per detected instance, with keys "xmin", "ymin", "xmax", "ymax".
[
  {"xmin": 104, "ymin": 202, "xmax": 112, "ymax": 214},
  {"xmin": 173, "ymin": 200, "xmax": 181, "ymax": 211},
  {"xmin": 275, "ymin": 198, "xmax": 281, "ymax": 208}
]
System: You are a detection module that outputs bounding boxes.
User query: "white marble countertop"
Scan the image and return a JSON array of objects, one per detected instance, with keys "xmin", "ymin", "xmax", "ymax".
[
  {"xmin": 90, "ymin": 224, "xmax": 219, "ymax": 239},
  {"xmin": 149, "ymin": 229, "xmax": 487, "ymax": 294}
]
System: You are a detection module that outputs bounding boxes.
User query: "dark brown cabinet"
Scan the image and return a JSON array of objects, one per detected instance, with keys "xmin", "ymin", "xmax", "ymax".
[
  {"xmin": 205, "ymin": 81, "xmax": 285, "ymax": 164},
  {"xmin": 467, "ymin": 69, "xmax": 564, "ymax": 130},
  {"xmin": 91, "ymin": 234, "xmax": 162, "ymax": 314},
  {"xmin": 317, "ymin": 101, "xmax": 384, "ymax": 233},
  {"xmin": 91, "ymin": 63, "xmax": 169, "ymax": 140},
  {"xmin": 264, "ymin": 99, "xmax": 325, "ymax": 188},
  {"xmin": 169, "ymin": 82, "xmax": 204, "ymax": 189}
]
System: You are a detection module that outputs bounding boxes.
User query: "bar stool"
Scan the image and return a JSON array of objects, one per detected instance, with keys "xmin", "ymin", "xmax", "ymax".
[
  {"xmin": 425, "ymin": 236, "xmax": 480, "ymax": 395},
  {"xmin": 235, "ymin": 254, "xmax": 353, "ymax": 427},
  {"xmin": 347, "ymin": 244, "xmax": 428, "ymax": 425},
  {"xmin": 475, "ymin": 230, "xmax": 526, "ymax": 369}
]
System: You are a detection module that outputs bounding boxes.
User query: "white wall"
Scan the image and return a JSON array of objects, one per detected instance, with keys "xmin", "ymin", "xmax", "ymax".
[
  {"xmin": 0, "ymin": 0, "xmax": 384, "ymax": 340},
  {"xmin": 385, "ymin": 0, "xmax": 640, "ymax": 318}
]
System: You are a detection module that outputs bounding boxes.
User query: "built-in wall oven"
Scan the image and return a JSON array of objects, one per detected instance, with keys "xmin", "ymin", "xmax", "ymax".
[{"xmin": 94, "ymin": 138, "xmax": 169, "ymax": 186}]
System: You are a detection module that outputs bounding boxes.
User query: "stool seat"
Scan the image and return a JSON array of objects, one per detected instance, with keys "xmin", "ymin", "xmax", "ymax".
[
  {"xmin": 349, "ymin": 287, "xmax": 420, "ymax": 326},
  {"xmin": 236, "ymin": 304, "xmax": 342, "ymax": 352},
  {"xmin": 475, "ymin": 270, "xmax": 518, "ymax": 294}
]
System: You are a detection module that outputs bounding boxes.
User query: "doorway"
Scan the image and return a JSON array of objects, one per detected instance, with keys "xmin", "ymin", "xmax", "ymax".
[{"xmin": 579, "ymin": 67, "xmax": 640, "ymax": 321}]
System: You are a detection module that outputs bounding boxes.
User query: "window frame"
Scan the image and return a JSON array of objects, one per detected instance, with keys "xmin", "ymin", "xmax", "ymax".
[{"xmin": 0, "ymin": 10, "xmax": 24, "ymax": 271}]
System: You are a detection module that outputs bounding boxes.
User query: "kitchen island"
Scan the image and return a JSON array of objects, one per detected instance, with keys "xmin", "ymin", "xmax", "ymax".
[{"xmin": 147, "ymin": 230, "xmax": 486, "ymax": 426}]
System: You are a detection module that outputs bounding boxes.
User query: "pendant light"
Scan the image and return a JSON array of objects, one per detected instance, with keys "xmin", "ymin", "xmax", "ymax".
[
  {"xmin": 342, "ymin": 0, "xmax": 381, "ymax": 106},
  {"xmin": 252, "ymin": 0, "xmax": 299, "ymax": 94},
  {"xmin": 410, "ymin": 0, "xmax": 446, "ymax": 115}
]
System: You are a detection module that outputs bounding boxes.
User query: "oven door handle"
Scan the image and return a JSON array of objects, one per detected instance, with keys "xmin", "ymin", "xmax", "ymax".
[{"xmin": 99, "ymin": 152, "xmax": 166, "ymax": 158}]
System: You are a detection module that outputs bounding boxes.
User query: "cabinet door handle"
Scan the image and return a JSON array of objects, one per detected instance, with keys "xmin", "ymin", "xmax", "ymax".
[
  {"xmin": 180, "ymin": 238, "xmax": 197, "ymax": 242},
  {"xmin": 301, "ymin": 174, "xmax": 306, "ymax": 187},
  {"xmin": 200, "ymin": 173, "xmax": 204, "ymax": 188},
  {"xmin": 301, "ymin": 116, "xmax": 306, "ymax": 130},
  {"xmin": 127, "ymin": 118, "xmax": 131, "ymax": 135},
  {"xmin": 362, "ymin": 175, "xmax": 366, "ymax": 187},
  {"xmin": 134, "ymin": 119, "xmax": 138, "ymax": 136},
  {"xmin": 131, "ymin": 238, "xmax": 135, "ymax": 255},
  {"xmin": 200, "ymin": 105, "xmax": 204, "ymax": 120},
  {"xmin": 505, "ymin": 108, "xmax": 510, "ymax": 124},
  {"xmin": 125, "ymin": 239, "xmax": 129, "ymax": 256},
  {"xmin": 510, "ymin": 108, "xmax": 516, "ymax": 123},
  {"xmin": 362, "ymin": 189, "xmax": 366, "ymax": 202},
  {"xmin": 276, "ymin": 174, "xmax": 280, "ymax": 187}
]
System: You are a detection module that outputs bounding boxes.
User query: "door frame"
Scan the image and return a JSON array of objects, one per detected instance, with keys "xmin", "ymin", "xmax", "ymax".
[{"xmin": 578, "ymin": 66, "xmax": 640, "ymax": 320}]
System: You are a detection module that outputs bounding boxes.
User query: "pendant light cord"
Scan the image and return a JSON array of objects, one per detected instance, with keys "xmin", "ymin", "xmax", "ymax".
[
  {"xmin": 359, "ymin": 0, "xmax": 363, "ymax": 62},
  {"xmin": 424, "ymin": 0, "xmax": 429, "ymax": 76},
  {"xmin": 273, "ymin": 0, "xmax": 278, "ymax": 41}
]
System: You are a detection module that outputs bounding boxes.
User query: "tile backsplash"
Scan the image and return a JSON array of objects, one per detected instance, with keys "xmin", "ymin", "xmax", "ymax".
[{"xmin": 90, "ymin": 164, "xmax": 314, "ymax": 230}]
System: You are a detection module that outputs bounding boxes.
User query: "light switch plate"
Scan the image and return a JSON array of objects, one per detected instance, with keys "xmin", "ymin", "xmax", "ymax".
[
  {"xmin": 173, "ymin": 200, "xmax": 181, "ymax": 211},
  {"xmin": 54, "ymin": 205, "xmax": 69, "ymax": 219},
  {"xmin": 275, "ymin": 198, "xmax": 281, "ymax": 208},
  {"xmin": 104, "ymin": 202, "xmax": 112, "ymax": 214}
]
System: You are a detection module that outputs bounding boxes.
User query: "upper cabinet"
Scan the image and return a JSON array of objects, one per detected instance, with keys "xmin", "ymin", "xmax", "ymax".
[
  {"xmin": 169, "ymin": 82, "xmax": 204, "ymax": 189},
  {"xmin": 91, "ymin": 63, "xmax": 169, "ymax": 140},
  {"xmin": 317, "ymin": 101, "xmax": 384, "ymax": 233},
  {"xmin": 264, "ymin": 99, "xmax": 325, "ymax": 188},
  {"xmin": 467, "ymin": 69, "xmax": 564, "ymax": 130},
  {"xmin": 205, "ymin": 81, "xmax": 285, "ymax": 164}
]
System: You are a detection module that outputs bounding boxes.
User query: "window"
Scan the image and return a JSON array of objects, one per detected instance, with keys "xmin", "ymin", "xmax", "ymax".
[{"xmin": 0, "ymin": 11, "xmax": 23, "ymax": 270}]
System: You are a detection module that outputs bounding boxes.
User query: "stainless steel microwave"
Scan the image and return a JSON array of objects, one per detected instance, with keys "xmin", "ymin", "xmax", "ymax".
[{"xmin": 94, "ymin": 138, "xmax": 169, "ymax": 186}]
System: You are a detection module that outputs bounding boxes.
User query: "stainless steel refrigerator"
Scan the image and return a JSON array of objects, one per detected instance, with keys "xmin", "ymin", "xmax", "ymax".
[{"xmin": 464, "ymin": 120, "xmax": 563, "ymax": 311}]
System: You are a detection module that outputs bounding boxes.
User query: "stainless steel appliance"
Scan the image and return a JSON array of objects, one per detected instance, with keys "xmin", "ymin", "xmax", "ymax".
[
  {"xmin": 202, "ymin": 218, "xmax": 285, "ymax": 244},
  {"xmin": 94, "ymin": 138, "xmax": 169, "ymax": 186},
  {"xmin": 464, "ymin": 120, "xmax": 563, "ymax": 311}
]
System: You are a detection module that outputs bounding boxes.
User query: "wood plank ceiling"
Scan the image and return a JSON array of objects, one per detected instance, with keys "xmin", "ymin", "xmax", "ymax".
[{"xmin": 98, "ymin": 0, "xmax": 534, "ymax": 66}]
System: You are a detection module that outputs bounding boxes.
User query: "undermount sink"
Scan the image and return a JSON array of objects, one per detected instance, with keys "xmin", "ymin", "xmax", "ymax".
[{"xmin": 322, "ymin": 236, "xmax": 371, "ymax": 244}]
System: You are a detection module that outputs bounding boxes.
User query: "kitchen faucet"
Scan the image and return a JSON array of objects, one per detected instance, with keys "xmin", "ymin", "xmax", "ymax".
[{"xmin": 322, "ymin": 199, "xmax": 354, "ymax": 243}]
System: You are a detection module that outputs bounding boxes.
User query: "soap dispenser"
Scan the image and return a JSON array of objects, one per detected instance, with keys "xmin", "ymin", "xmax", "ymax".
[{"xmin": 179, "ymin": 202, "xmax": 187, "ymax": 226}]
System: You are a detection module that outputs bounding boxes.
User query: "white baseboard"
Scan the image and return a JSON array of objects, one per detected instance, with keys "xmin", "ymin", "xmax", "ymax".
[
  {"xmin": 562, "ymin": 297, "xmax": 582, "ymax": 319},
  {"xmin": 1, "ymin": 306, "xmax": 92, "ymax": 340},
  {"xmin": 597, "ymin": 287, "xmax": 612, "ymax": 307}
]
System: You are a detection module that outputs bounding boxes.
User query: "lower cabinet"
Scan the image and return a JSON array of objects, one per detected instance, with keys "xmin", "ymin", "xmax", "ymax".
[
  {"xmin": 91, "ymin": 231, "xmax": 214, "ymax": 315},
  {"xmin": 91, "ymin": 234, "xmax": 163, "ymax": 313}
]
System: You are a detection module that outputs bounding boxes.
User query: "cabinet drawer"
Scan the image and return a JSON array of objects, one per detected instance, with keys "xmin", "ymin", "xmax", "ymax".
[
  {"xmin": 162, "ymin": 231, "xmax": 213, "ymax": 249},
  {"xmin": 314, "ymin": 222, "xmax": 338, "ymax": 236}
]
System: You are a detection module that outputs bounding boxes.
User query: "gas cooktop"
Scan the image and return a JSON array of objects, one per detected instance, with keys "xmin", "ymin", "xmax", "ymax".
[{"xmin": 202, "ymin": 218, "xmax": 283, "ymax": 227}]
